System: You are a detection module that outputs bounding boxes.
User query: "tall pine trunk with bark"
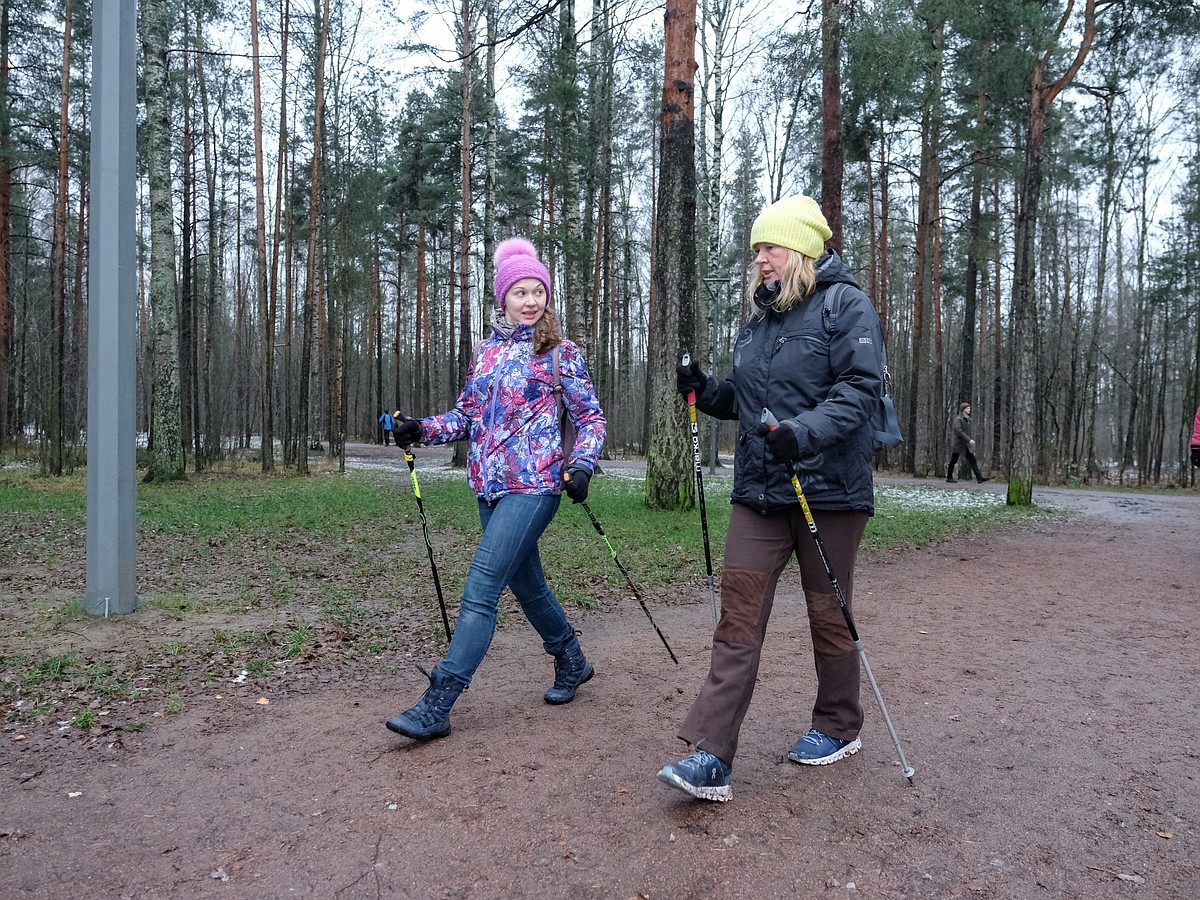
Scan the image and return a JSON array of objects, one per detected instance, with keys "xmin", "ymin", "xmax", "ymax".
[
  {"xmin": 820, "ymin": 0, "xmax": 843, "ymax": 249},
  {"xmin": 48, "ymin": 0, "xmax": 72, "ymax": 475},
  {"xmin": 250, "ymin": 0, "xmax": 275, "ymax": 471},
  {"xmin": 0, "ymin": 0, "xmax": 10, "ymax": 452},
  {"xmin": 1008, "ymin": 2, "xmax": 1097, "ymax": 506},
  {"xmin": 645, "ymin": 0, "xmax": 697, "ymax": 510}
]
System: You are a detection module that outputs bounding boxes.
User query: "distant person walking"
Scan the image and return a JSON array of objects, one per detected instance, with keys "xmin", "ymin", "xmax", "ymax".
[
  {"xmin": 1191, "ymin": 404, "xmax": 1200, "ymax": 468},
  {"xmin": 378, "ymin": 410, "xmax": 396, "ymax": 446},
  {"xmin": 947, "ymin": 402, "xmax": 988, "ymax": 484}
]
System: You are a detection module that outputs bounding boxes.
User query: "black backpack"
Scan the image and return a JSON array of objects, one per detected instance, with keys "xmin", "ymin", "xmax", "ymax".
[{"xmin": 821, "ymin": 283, "xmax": 903, "ymax": 453}]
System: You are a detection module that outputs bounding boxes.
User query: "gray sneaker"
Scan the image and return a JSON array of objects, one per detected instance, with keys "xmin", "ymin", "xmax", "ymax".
[{"xmin": 657, "ymin": 750, "xmax": 733, "ymax": 802}]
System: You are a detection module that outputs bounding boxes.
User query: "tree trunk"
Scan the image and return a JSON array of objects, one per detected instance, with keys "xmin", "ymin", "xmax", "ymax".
[
  {"xmin": 141, "ymin": 0, "xmax": 185, "ymax": 481},
  {"xmin": 482, "ymin": 0, "xmax": 497, "ymax": 335},
  {"xmin": 180, "ymin": 44, "xmax": 197, "ymax": 472},
  {"xmin": 1008, "ymin": 1, "xmax": 1098, "ymax": 505},
  {"xmin": 0, "ymin": 0, "xmax": 10, "ymax": 450},
  {"xmin": 273, "ymin": 0, "xmax": 292, "ymax": 464},
  {"xmin": 48, "ymin": 0, "xmax": 72, "ymax": 475},
  {"xmin": 960, "ymin": 42, "xmax": 990, "ymax": 410},
  {"xmin": 454, "ymin": 0, "xmax": 473, "ymax": 469},
  {"xmin": 820, "ymin": 0, "xmax": 843, "ymax": 249},
  {"xmin": 645, "ymin": 0, "xmax": 696, "ymax": 510},
  {"xmin": 559, "ymin": 0, "xmax": 588, "ymax": 353},
  {"xmin": 299, "ymin": 0, "xmax": 331, "ymax": 474},
  {"xmin": 250, "ymin": 0, "xmax": 275, "ymax": 470}
]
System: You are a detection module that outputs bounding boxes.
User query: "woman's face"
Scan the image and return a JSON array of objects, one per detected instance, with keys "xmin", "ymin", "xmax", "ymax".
[
  {"xmin": 753, "ymin": 243, "xmax": 791, "ymax": 285},
  {"xmin": 504, "ymin": 277, "xmax": 548, "ymax": 326}
]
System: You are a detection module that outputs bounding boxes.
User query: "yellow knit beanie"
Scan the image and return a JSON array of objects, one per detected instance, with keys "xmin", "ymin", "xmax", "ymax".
[{"xmin": 749, "ymin": 195, "xmax": 832, "ymax": 258}]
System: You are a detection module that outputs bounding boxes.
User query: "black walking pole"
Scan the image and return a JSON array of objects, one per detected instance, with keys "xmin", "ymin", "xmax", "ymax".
[
  {"xmin": 762, "ymin": 408, "xmax": 915, "ymax": 784},
  {"xmin": 402, "ymin": 444, "xmax": 453, "ymax": 643},
  {"xmin": 565, "ymin": 472, "xmax": 679, "ymax": 665},
  {"xmin": 681, "ymin": 353, "xmax": 720, "ymax": 628}
]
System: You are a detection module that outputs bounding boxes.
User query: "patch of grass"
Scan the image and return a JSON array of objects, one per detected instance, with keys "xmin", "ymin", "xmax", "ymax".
[
  {"xmin": 72, "ymin": 710, "xmax": 97, "ymax": 729},
  {"xmin": 212, "ymin": 629, "xmax": 261, "ymax": 651},
  {"xmin": 323, "ymin": 590, "xmax": 364, "ymax": 632},
  {"xmin": 863, "ymin": 484, "xmax": 1058, "ymax": 550},
  {"xmin": 0, "ymin": 474, "xmax": 88, "ymax": 518},
  {"xmin": 22, "ymin": 654, "xmax": 84, "ymax": 687},
  {"xmin": 145, "ymin": 593, "xmax": 199, "ymax": 617},
  {"xmin": 281, "ymin": 624, "xmax": 313, "ymax": 659},
  {"xmin": 163, "ymin": 695, "xmax": 185, "ymax": 715},
  {"xmin": 137, "ymin": 473, "xmax": 403, "ymax": 537},
  {"xmin": 270, "ymin": 581, "xmax": 296, "ymax": 605},
  {"xmin": 244, "ymin": 658, "xmax": 275, "ymax": 677},
  {"xmin": 6, "ymin": 701, "xmax": 56, "ymax": 723},
  {"xmin": 95, "ymin": 677, "xmax": 139, "ymax": 702}
]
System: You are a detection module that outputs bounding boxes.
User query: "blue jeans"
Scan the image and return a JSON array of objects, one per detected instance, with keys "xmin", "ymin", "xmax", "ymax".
[{"xmin": 440, "ymin": 492, "xmax": 575, "ymax": 686}]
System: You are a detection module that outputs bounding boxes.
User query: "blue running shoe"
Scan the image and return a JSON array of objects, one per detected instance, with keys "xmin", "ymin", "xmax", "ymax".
[
  {"xmin": 657, "ymin": 750, "xmax": 733, "ymax": 802},
  {"xmin": 788, "ymin": 728, "xmax": 862, "ymax": 765}
]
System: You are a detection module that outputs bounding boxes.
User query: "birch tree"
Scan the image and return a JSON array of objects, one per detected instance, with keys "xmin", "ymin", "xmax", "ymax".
[{"xmin": 141, "ymin": 0, "xmax": 185, "ymax": 482}]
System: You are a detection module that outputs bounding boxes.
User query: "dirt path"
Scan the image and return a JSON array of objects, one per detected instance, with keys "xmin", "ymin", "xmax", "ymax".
[{"xmin": 4, "ymin": 462, "xmax": 1198, "ymax": 899}]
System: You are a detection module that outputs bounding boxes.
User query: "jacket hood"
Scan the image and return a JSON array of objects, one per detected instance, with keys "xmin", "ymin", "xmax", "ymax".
[{"xmin": 814, "ymin": 250, "xmax": 859, "ymax": 290}]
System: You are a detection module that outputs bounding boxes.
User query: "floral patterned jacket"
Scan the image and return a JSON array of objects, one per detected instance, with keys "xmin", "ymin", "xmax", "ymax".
[{"xmin": 418, "ymin": 323, "xmax": 606, "ymax": 501}]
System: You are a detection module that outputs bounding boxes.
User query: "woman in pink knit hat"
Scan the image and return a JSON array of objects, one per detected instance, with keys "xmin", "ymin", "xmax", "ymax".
[{"xmin": 385, "ymin": 237, "xmax": 606, "ymax": 742}]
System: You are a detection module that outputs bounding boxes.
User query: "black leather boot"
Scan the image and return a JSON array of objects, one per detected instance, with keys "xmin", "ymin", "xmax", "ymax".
[
  {"xmin": 385, "ymin": 666, "xmax": 465, "ymax": 740},
  {"xmin": 544, "ymin": 635, "xmax": 594, "ymax": 704}
]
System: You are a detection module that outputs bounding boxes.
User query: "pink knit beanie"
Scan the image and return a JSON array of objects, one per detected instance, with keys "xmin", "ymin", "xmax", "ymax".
[{"xmin": 493, "ymin": 237, "xmax": 551, "ymax": 309}]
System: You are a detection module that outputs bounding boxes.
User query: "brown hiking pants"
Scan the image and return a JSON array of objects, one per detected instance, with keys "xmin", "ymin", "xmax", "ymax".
[{"xmin": 678, "ymin": 503, "xmax": 869, "ymax": 765}]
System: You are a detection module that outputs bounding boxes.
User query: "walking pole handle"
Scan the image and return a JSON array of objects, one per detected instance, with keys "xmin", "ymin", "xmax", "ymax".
[
  {"xmin": 680, "ymin": 352, "xmax": 696, "ymax": 405},
  {"xmin": 682, "ymin": 351, "xmax": 719, "ymax": 628}
]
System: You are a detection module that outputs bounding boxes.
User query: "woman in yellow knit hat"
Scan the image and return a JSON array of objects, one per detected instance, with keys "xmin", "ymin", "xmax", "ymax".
[{"xmin": 658, "ymin": 195, "xmax": 886, "ymax": 802}]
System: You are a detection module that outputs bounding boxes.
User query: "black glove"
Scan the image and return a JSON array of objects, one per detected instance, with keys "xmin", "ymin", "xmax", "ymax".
[
  {"xmin": 1192, "ymin": 447, "xmax": 1200, "ymax": 468},
  {"xmin": 676, "ymin": 360, "xmax": 707, "ymax": 399},
  {"xmin": 563, "ymin": 466, "xmax": 591, "ymax": 503},
  {"xmin": 761, "ymin": 421, "xmax": 800, "ymax": 463},
  {"xmin": 393, "ymin": 415, "xmax": 422, "ymax": 448}
]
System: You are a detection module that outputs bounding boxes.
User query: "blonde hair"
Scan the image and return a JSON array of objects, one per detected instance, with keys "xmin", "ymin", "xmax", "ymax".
[{"xmin": 746, "ymin": 248, "xmax": 817, "ymax": 316}]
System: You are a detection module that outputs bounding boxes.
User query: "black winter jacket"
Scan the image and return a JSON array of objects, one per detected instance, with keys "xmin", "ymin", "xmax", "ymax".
[{"xmin": 695, "ymin": 251, "xmax": 883, "ymax": 514}]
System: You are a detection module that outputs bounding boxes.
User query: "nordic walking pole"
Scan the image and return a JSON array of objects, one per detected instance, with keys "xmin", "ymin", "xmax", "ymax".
[
  {"xmin": 564, "ymin": 472, "xmax": 679, "ymax": 665},
  {"xmin": 761, "ymin": 408, "xmax": 915, "ymax": 784},
  {"xmin": 681, "ymin": 353, "xmax": 720, "ymax": 629},
  {"xmin": 401, "ymin": 442, "xmax": 452, "ymax": 643}
]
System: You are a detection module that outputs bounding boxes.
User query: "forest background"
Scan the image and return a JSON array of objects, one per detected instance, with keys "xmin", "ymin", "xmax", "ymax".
[{"xmin": 2, "ymin": 0, "xmax": 1200, "ymax": 506}]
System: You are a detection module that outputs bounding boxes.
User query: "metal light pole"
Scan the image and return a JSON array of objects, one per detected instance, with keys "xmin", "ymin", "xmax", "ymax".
[{"xmin": 84, "ymin": 0, "xmax": 139, "ymax": 616}]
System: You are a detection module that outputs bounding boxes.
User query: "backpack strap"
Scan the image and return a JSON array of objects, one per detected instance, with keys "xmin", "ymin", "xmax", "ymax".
[
  {"xmin": 821, "ymin": 283, "xmax": 847, "ymax": 335},
  {"xmin": 822, "ymin": 282, "xmax": 903, "ymax": 449},
  {"xmin": 551, "ymin": 344, "xmax": 563, "ymax": 412}
]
